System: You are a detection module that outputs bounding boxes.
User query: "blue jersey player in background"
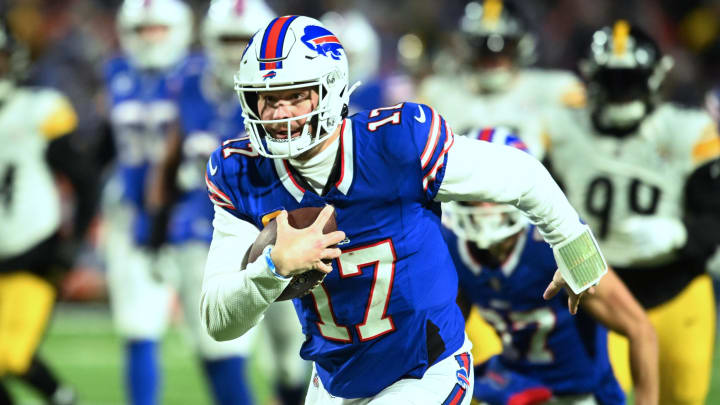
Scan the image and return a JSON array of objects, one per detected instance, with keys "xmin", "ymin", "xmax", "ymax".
[
  {"xmin": 100, "ymin": 1, "xmax": 192, "ymax": 404},
  {"xmin": 148, "ymin": 49, "xmax": 259, "ymax": 405},
  {"xmin": 147, "ymin": 1, "xmax": 310, "ymax": 404},
  {"xmin": 200, "ymin": 15, "xmax": 609, "ymax": 405},
  {"xmin": 442, "ymin": 131, "xmax": 658, "ymax": 405}
]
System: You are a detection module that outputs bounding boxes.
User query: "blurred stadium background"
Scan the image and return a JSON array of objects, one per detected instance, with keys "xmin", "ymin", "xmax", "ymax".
[{"xmin": 3, "ymin": 0, "xmax": 720, "ymax": 403}]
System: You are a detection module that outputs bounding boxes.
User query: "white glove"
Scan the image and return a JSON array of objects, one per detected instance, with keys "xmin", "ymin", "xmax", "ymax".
[{"xmin": 606, "ymin": 216, "xmax": 687, "ymax": 266}]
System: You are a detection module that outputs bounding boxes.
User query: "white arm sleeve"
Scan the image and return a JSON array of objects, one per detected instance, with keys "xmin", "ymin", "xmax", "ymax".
[
  {"xmin": 200, "ymin": 205, "xmax": 291, "ymax": 341},
  {"xmin": 436, "ymin": 135, "xmax": 584, "ymax": 246}
]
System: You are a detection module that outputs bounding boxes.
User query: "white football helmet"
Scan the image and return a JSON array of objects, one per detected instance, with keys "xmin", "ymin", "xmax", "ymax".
[
  {"xmin": 235, "ymin": 16, "xmax": 355, "ymax": 159},
  {"xmin": 443, "ymin": 129, "xmax": 530, "ymax": 248},
  {"xmin": 320, "ymin": 11, "xmax": 380, "ymax": 83},
  {"xmin": 203, "ymin": 0, "xmax": 275, "ymax": 90},
  {"xmin": 116, "ymin": 0, "xmax": 193, "ymax": 70}
]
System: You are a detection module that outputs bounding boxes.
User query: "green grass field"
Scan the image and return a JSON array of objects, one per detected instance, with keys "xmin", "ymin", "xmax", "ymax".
[
  {"xmin": 7, "ymin": 303, "xmax": 277, "ymax": 405},
  {"xmin": 7, "ymin": 303, "xmax": 720, "ymax": 404}
]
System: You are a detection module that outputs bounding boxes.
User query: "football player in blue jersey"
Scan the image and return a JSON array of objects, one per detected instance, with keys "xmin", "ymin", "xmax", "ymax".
[
  {"xmin": 442, "ymin": 130, "xmax": 658, "ymax": 405},
  {"xmin": 146, "ymin": 1, "xmax": 310, "ymax": 404},
  {"xmin": 100, "ymin": 1, "xmax": 191, "ymax": 404},
  {"xmin": 200, "ymin": 15, "xmax": 609, "ymax": 405}
]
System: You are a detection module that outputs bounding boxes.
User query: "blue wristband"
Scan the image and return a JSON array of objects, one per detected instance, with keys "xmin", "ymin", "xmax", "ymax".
[{"xmin": 264, "ymin": 245, "xmax": 290, "ymax": 280}]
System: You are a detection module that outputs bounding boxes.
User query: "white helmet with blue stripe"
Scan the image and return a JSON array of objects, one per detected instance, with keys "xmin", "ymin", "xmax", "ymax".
[
  {"xmin": 203, "ymin": 0, "xmax": 276, "ymax": 90},
  {"xmin": 235, "ymin": 15, "xmax": 356, "ymax": 159}
]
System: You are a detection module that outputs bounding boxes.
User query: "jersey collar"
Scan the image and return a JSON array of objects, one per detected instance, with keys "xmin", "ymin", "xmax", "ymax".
[{"xmin": 272, "ymin": 118, "xmax": 354, "ymax": 202}]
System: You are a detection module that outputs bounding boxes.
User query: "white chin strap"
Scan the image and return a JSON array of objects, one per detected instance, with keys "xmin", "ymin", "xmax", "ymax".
[
  {"xmin": 265, "ymin": 122, "xmax": 315, "ymax": 157},
  {"xmin": 598, "ymin": 100, "xmax": 647, "ymax": 129}
]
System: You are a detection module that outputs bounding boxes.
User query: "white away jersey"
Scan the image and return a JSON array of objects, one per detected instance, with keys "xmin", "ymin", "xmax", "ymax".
[
  {"xmin": 0, "ymin": 88, "xmax": 78, "ymax": 257},
  {"xmin": 418, "ymin": 68, "xmax": 584, "ymax": 160},
  {"xmin": 546, "ymin": 103, "xmax": 720, "ymax": 267}
]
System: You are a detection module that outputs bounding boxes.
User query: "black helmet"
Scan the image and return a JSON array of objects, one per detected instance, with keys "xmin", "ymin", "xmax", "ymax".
[
  {"xmin": 459, "ymin": 0, "xmax": 536, "ymax": 92},
  {"xmin": 580, "ymin": 20, "xmax": 673, "ymax": 135}
]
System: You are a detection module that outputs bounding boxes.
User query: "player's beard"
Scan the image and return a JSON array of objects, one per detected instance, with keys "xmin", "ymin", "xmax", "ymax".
[{"xmin": 467, "ymin": 241, "xmax": 502, "ymax": 268}]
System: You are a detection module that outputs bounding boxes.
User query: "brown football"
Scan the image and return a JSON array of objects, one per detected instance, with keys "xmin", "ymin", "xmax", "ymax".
[{"xmin": 241, "ymin": 206, "xmax": 337, "ymax": 301}]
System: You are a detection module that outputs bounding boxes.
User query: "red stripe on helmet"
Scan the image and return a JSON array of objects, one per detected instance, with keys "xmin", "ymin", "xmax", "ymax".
[
  {"xmin": 478, "ymin": 127, "xmax": 494, "ymax": 141},
  {"xmin": 264, "ymin": 16, "xmax": 291, "ymax": 60}
]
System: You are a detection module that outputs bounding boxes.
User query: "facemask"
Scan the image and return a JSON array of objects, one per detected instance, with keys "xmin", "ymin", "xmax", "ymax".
[{"xmin": 597, "ymin": 100, "xmax": 647, "ymax": 130}]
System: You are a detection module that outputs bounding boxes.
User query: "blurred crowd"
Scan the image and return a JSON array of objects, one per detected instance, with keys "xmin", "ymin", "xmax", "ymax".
[{"xmin": 6, "ymin": 0, "xmax": 720, "ymax": 154}]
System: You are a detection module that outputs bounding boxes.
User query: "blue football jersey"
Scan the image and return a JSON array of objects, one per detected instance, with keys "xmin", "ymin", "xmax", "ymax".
[
  {"xmin": 168, "ymin": 55, "xmax": 246, "ymax": 244},
  {"xmin": 206, "ymin": 102, "xmax": 465, "ymax": 398},
  {"xmin": 104, "ymin": 55, "xmax": 184, "ymax": 244},
  {"xmin": 442, "ymin": 225, "xmax": 625, "ymax": 404}
]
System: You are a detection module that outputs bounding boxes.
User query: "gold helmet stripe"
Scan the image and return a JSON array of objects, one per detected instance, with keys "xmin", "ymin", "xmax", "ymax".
[
  {"xmin": 612, "ymin": 20, "xmax": 631, "ymax": 55},
  {"xmin": 482, "ymin": 0, "xmax": 503, "ymax": 25}
]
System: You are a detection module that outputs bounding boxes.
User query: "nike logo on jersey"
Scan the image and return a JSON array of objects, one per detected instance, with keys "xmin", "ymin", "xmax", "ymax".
[
  {"xmin": 414, "ymin": 105, "xmax": 426, "ymax": 123},
  {"xmin": 209, "ymin": 159, "xmax": 218, "ymax": 176}
]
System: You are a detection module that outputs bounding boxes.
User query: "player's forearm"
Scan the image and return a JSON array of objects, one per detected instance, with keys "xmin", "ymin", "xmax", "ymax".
[
  {"xmin": 437, "ymin": 136, "xmax": 584, "ymax": 246},
  {"xmin": 201, "ymin": 207, "xmax": 290, "ymax": 340},
  {"xmin": 628, "ymin": 320, "xmax": 659, "ymax": 405},
  {"xmin": 200, "ymin": 251, "xmax": 290, "ymax": 340},
  {"xmin": 585, "ymin": 270, "xmax": 659, "ymax": 405},
  {"xmin": 146, "ymin": 125, "xmax": 183, "ymax": 211}
]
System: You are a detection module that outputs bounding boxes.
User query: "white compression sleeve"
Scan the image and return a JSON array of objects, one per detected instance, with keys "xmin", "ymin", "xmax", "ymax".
[
  {"xmin": 436, "ymin": 136, "xmax": 607, "ymax": 292},
  {"xmin": 436, "ymin": 135, "xmax": 584, "ymax": 246},
  {"xmin": 200, "ymin": 206, "xmax": 291, "ymax": 341}
]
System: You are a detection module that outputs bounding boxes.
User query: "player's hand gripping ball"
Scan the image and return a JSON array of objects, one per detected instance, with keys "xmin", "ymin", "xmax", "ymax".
[{"xmin": 241, "ymin": 206, "xmax": 339, "ymax": 301}]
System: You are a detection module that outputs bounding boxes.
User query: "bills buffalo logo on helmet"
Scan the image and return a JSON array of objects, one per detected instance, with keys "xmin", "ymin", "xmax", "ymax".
[
  {"xmin": 263, "ymin": 71, "xmax": 277, "ymax": 80},
  {"xmin": 301, "ymin": 25, "xmax": 344, "ymax": 60}
]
